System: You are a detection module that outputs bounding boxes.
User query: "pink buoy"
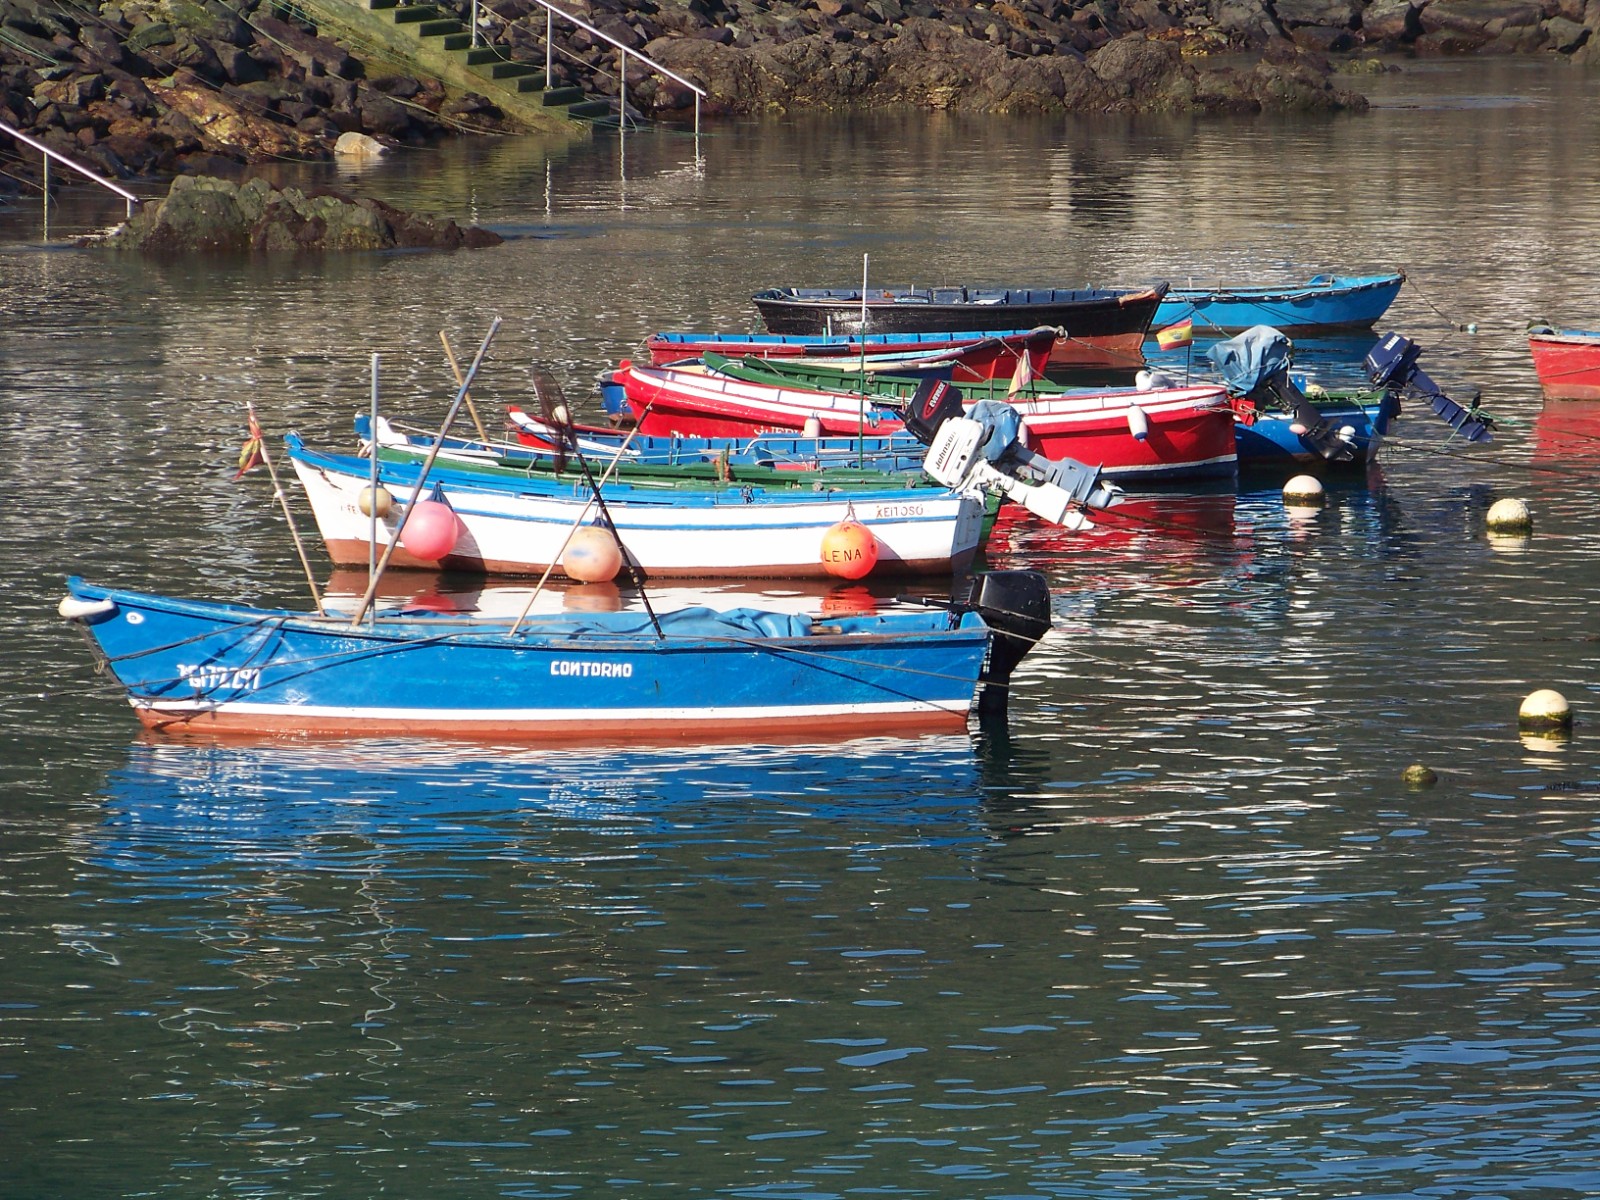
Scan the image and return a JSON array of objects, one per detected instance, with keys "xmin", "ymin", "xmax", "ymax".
[
  {"xmin": 562, "ymin": 525, "xmax": 623, "ymax": 583},
  {"xmin": 820, "ymin": 518, "xmax": 879, "ymax": 580},
  {"xmin": 399, "ymin": 499, "xmax": 460, "ymax": 561}
]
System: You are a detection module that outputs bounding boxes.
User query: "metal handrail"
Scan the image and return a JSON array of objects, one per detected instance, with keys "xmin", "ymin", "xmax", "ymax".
[
  {"xmin": 469, "ymin": 0, "xmax": 706, "ymax": 137},
  {"xmin": 1, "ymin": 117, "xmax": 139, "ymax": 218}
]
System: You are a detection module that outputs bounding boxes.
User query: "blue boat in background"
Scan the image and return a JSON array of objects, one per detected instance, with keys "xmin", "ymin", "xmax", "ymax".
[{"xmin": 1153, "ymin": 272, "xmax": 1405, "ymax": 338}]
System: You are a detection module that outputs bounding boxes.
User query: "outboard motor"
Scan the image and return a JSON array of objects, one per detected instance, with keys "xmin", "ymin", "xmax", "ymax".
[
  {"xmin": 902, "ymin": 376, "xmax": 968, "ymax": 443},
  {"xmin": 900, "ymin": 376, "xmax": 1122, "ymax": 527},
  {"xmin": 1209, "ymin": 325, "xmax": 1361, "ymax": 463},
  {"xmin": 1365, "ymin": 331, "xmax": 1494, "ymax": 443},
  {"xmin": 953, "ymin": 570, "xmax": 1054, "ymax": 717}
]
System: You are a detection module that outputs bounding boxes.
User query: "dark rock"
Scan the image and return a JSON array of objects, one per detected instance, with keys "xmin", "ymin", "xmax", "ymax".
[
  {"xmin": 1360, "ymin": 0, "xmax": 1421, "ymax": 41},
  {"xmin": 125, "ymin": 21, "xmax": 176, "ymax": 53},
  {"xmin": 1544, "ymin": 14, "xmax": 1590, "ymax": 49},
  {"xmin": 96, "ymin": 175, "xmax": 504, "ymax": 253},
  {"xmin": 168, "ymin": 33, "xmax": 228, "ymax": 86},
  {"xmin": 251, "ymin": 15, "xmax": 359, "ymax": 80},
  {"xmin": 357, "ymin": 87, "xmax": 414, "ymax": 138},
  {"xmin": 1210, "ymin": 0, "xmax": 1283, "ymax": 44},
  {"xmin": 1417, "ymin": 0, "xmax": 1546, "ymax": 47},
  {"xmin": 372, "ymin": 74, "xmax": 424, "ymax": 99},
  {"xmin": 216, "ymin": 43, "xmax": 266, "ymax": 86},
  {"xmin": 1292, "ymin": 25, "xmax": 1357, "ymax": 49},
  {"xmin": 1275, "ymin": 0, "xmax": 1359, "ymax": 27}
]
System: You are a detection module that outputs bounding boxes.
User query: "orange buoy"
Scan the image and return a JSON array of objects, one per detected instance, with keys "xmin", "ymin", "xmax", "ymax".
[
  {"xmin": 562, "ymin": 525, "xmax": 623, "ymax": 583},
  {"xmin": 820, "ymin": 518, "xmax": 879, "ymax": 580},
  {"xmin": 398, "ymin": 499, "xmax": 459, "ymax": 560}
]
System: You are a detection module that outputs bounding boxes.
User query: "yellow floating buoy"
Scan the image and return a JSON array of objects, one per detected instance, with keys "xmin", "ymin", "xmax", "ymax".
[
  {"xmin": 358, "ymin": 484, "xmax": 393, "ymax": 518},
  {"xmin": 562, "ymin": 525, "xmax": 623, "ymax": 583},
  {"xmin": 1486, "ymin": 497, "xmax": 1532, "ymax": 534},
  {"xmin": 1402, "ymin": 764, "xmax": 1438, "ymax": 787},
  {"xmin": 821, "ymin": 517, "xmax": 879, "ymax": 580},
  {"xmin": 1519, "ymin": 688, "xmax": 1572, "ymax": 731},
  {"xmin": 1283, "ymin": 474, "xmax": 1325, "ymax": 507}
]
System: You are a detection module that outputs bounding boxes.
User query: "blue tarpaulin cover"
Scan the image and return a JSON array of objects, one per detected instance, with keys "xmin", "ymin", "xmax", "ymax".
[
  {"xmin": 390, "ymin": 606, "xmax": 817, "ymax": 640},
  {"xmin": 1208, "ymin": 325, "xmax": 1293, "ymax": 395}
]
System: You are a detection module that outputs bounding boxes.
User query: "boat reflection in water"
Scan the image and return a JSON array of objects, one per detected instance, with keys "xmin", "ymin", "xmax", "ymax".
[
  {"xmin": 90, "ymin": 733, "xmax": 995, "ymax": 873},
  {"xmin": 1532, "ymin": 399, "xmax": 1600, "ymax": 465}
]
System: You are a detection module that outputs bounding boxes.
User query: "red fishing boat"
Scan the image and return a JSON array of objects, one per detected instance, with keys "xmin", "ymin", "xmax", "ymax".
[
  {"xmin": 613, "ymin": 360, "xmax": 1237, "ymax": 484},
  {"xmin": 1528, "ymin": 325, "xmax": 1600, "ymax": 400}
]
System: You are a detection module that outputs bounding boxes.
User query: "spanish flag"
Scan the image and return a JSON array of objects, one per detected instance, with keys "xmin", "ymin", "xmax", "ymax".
[
  {"xmin": 1155, "ymin": 318, "xmax": 1194, "ymax": 351},
  {"xmin": 232, "ymin": 410, "xmax": 265, "ymax": 481}
]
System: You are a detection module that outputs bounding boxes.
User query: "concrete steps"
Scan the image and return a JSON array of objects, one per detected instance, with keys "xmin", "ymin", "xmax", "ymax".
[
  {"xmin": 375, "ymin": 0, "xmax": 616, "ymax": 125},
  {"xmin": 294, "ymin": 0, "xmax": 617, "ymax": 135}
]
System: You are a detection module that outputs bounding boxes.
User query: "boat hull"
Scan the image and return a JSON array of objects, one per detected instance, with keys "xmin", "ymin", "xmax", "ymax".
[
  {"xmin": 62, "ymin": 579, "xmax": 990, "ymax": 741},
  {"xmin": 751, "ymin": 285, "xmax": 1167, "ymax": 368},
  {"xmin": 618, "ymin": 361, "xmax": 1238, "ymax": 483},
  {"xmin": 288, "ymin": 438, "xmax": 987, "ymax": 579},
  {"xmin": 647, "ymin": 328, "xmax": 1056, "ymax": 382},
  {"xmin": 1232, "ymin": 391, "xmax": 1396, "ymax": 468},
  {"xmin": 1529, "ymin": 329, "xmax": 1600, "ymax": 400},
  {"xmin": 1153, "ymin": 273, "xmax": 1405, "ymax": 337}
]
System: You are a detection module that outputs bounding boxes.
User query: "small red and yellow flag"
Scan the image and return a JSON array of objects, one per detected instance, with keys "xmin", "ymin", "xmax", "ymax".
[{"xmin": 1155, "ymin": 318, "xmax": 1194, "ymax": 351}]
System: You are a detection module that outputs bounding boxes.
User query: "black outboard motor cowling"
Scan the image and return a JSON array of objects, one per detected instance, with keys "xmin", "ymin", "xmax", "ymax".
[
  {"xmin": 903, "ymin": 377, "xmax": 967, "ymax": 444},
  {"xmin": 954, "ymin": 570, "xmax": 1053, "ymax": 716}
]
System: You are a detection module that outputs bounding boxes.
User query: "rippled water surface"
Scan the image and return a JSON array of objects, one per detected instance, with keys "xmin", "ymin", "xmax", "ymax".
[{"xmin": 7, "ymin": 58, "xmax": 1600, "ymax": 1199}]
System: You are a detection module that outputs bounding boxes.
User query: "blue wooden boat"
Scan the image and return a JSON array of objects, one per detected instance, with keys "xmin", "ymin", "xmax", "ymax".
[
  {"xmin": 1205, "ymin": 326, "xmax": 1492, "ymax": 469},
  {"xmin": 1153, "ymin": 272, "xmax": 1405, "ymax": 338},
  {"xmin": 57, "ymin": 570, "xmax": 1052, "ymax": 741}
]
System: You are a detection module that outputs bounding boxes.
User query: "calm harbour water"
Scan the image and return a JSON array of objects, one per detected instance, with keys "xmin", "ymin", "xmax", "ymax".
[{"xmin": 7, "ymin": 57, "xmax": 1600, "ymax": 1198}]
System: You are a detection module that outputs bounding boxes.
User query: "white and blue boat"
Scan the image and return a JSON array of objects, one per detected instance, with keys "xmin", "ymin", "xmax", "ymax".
[
  {"xmin": 1153, "ymin": 272, "xmax": 1405, "ymax": 338},
  {"xmin": 287, "ymin": 432, "xmax": 995, "ymax": 579},
  {"xmin": 57, "ymin": 570, "xmax": 1053, "ymax": 741}
]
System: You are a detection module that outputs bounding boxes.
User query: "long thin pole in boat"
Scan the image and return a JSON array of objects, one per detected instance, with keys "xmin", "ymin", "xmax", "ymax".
[
  {"xmin": 439, "ymin": 330, "xmax": 492, "ymax": 444},
  {"xmin": 858, "ymin": 252, "xmax": 868, "ymax": 467},
  {"xmin": 509, "ymin": 406, "xmax": 652, "ymax": 636},
  {"xmin": 347, "ymin": 317, "xmax": 501, "ymax": 628},
  {"xmin": 248, "ymin": 400, "xmax": 326, "ymax": 616},
  {"xmin": 369, "ymin": 353, "xmax": 379, "ymax": 585},
  {"xmin": 539, "ymin": 378, "xmax": 664, "ymax": 638}
]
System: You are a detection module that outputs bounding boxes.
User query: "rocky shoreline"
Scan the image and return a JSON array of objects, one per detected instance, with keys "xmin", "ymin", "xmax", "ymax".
[{"xmin": 2, "ymin": 0, "xmax": 1595, "ymax": 197}]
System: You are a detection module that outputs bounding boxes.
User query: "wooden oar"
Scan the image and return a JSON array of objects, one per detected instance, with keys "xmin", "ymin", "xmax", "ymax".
[
  {"xmin": 347, "ymin": 317, "xmax": 501, "ymax": 627},
  {"xmin": 509, "ymin": 401, "xmax": 654, "ymax": 636},
  {"xmin": 246, "ymin": 400, "xmax": 327, "ymax": 616},
  {"xmin": 440, "ymin": 330, "xmax": 492, "ymax": 444},
  {"xmin": 537, "ymin": 371, "xmax": 662, "ymax": 640}
]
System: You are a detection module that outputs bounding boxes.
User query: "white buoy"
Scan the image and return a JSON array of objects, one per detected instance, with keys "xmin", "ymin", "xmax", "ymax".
[
  {"xmin": 1283, "ymin": 474, "xmax": 1325, "ymax": 506},
  {"xmin": 1519, "ymin": 689, "xmax": 1572, "ymax": 731},
  {"xmin": 802, "ymin": 416, "xmax": 822, "ymax": 438},
  {"xmin": 1126, "ymin": 405, "xmax": 1149, "ymax": 441},
  {"xmin": 549, "ymin": 403, "xmax": 570, "ymax": 426},
  {"xmin": 1486, "ymin": 497, "xmax": 1532, "ymax": 534}
]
